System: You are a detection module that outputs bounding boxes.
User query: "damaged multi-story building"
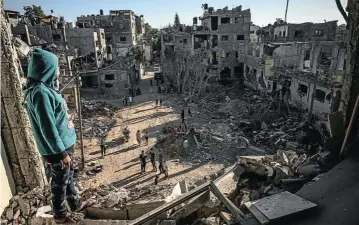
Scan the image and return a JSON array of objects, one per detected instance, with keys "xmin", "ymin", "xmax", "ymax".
[
  {"xmin": 161, "ymin": 4, "xmax": 251, "ymax": 80},
  {"xmin": 76, "ymin": 9, "xmax": 149, "ymax": 94},
  {"xmin": 238, "ymin": 19, "xmax": 346, "ymax": 118}
]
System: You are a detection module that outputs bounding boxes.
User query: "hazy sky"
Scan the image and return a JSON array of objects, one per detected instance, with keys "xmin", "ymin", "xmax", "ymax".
[{"xmin": 5, "ymin": 0, "xmax": 347, "ymax": 28}]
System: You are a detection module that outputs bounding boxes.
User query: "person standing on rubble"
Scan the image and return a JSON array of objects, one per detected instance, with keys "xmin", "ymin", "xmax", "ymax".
[
  {"xmin": 149, "ymin": 149, "xmax": 157, "ymax": 172},
  {"xmin": 129, "ymin": 96, "xmax": 133, "ymax": 106},
  {"xmin": 139, "ymin": 150, "xmax": 147, "ymax": 173},
  {"xmin": 23, "ymin": 49, "xmax": 94, "ymax": 223},
  {"xmin": 136, "ymin": 130, "xmax": 142, "ymax": 145},
  {"xmin": 159, "ymin": 98, "xmax": 163, "ymax": 107},
  {"xmin": 188, "ymin": 108, "xmax": 193, "ymax": 117},
  {"xmin": 144, "ymin": 131, "xmax": 149, "ymax": 145},
  {"xmin": 124, "ymin": 96, "xmax": 128, "ymax": 106},
  {"xmin": 181, "ymin": 108, "xmax": 185, "ymax": 123},
  {"xmin": 150, "ymin": 79, "xmax": 153, "ymax": 86},
  {"xmin": 100, "ymin": 135, "xmax": 106, "ymax": 157},
  {"xmin": 155, "ymin": 97, "xmax": 159, "ymax": 106},
  {"xmin": 158, "ymin": 150, "xmax": 164, "ymax": 173}
]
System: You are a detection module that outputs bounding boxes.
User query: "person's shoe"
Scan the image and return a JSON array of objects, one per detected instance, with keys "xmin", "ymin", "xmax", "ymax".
[
  {"xmin": 75, "ymin": 199, "xmax": 96, "ymax": 213},
  {"xmin": 54, "ymin": 213, "xmax": 83, "ymax": 224}
]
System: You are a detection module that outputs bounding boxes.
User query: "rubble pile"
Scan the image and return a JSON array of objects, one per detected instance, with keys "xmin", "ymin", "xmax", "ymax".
[
  {"xmin": 81, "ymin": 100, "xmax": 117, "ymax": 137},
  {"xmin": 233, "ymin": 149, "xmax": 336, "ymax": 211},
  {"xmin": 1, "ymin": 186, "xmax": 52, "ymax": 225},
  {"xmin": 192, "ymin": 84, "xmax": 328, "ymax": 154},
  {"xmin": 80, "ymin": 185, "xmax": 129, "ymax": 209},
  {"xmin": 155, "ymin": 131, "xmax": 216, "ymax": 163}
]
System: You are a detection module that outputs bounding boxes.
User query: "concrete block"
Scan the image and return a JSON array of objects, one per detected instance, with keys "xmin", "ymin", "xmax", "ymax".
[
  {"xmin": 170, "ymin": 190, "xmax": 211, "ymax": 220},
  {"xmin": 165, "ymin": 182, "xmax": 181, "ymax": 203},
  {"xmin": 126, "ymin": 200, "xmax": 166, "ymax": 220},
  {"xmin": 87, "ymin": 207, "xmax": 128, "ymax": 220},
  {"xmin": 31, "ymin": 217, "xmax": 129, "ymax": 225}
]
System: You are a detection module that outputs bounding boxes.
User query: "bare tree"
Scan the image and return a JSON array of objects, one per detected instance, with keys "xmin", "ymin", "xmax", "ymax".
[{"xmin": 166, "ymin": 48, "xmax": 214, "ymax": 101}]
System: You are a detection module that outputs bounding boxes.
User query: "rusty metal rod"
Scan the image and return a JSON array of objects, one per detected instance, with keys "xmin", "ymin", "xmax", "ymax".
[{"xmin": 340, "ymin": 94, "xmax": 359, "ymax": 156}]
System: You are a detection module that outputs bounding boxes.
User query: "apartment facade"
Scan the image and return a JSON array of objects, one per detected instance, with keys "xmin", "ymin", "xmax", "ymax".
[{"xmin": 161, "ymin": 5, "xmax": 251, "ymax": 80}]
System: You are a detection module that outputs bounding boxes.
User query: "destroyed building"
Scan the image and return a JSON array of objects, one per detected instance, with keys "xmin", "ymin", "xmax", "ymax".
[
  {"xmin": 265, "ymin": 19, "xmax": 338, "ymax": 42},
  {"xmin": 161, "ymin": 5, "xmax": 251, "ymax": 80},
  {"xmin": 76, "ymin": 9, "xmax": 147, "ymax": 94}
]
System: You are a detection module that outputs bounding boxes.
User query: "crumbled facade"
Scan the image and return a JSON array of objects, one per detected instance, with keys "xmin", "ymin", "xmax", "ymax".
[{"xmin": 161, "ymin": 5, "xmax": 251, "ymax": 80}]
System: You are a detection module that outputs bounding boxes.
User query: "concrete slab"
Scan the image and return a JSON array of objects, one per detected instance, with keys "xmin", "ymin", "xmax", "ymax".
[
  {"xmin": 251, "ymin": 191, "xmax": 316, "ymax": 220},
  {"xmin": 87, "ymin": 207, "xmax": 128, "ymax": 220},
  {"xmin": 126, "ymin": 200, "xmax": 166, "ymax": 220},
  {"xmin": 242, "ymin": 158, "xmax": 359, "ymax": 225},
  {"xmin": 170, "ymin": 190, "xmax": 211, "ymax": 220}
]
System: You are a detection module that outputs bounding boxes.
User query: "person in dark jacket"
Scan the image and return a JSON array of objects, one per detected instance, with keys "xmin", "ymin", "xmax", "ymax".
[
  {"xmin": 181, "ymin": 108, "xmax": 185, "ymax": 123},
  {"xmin": 149, "ymin": 149, "xmax": 157, "ymax": 172},
  {"xmin": 139, "ymin": 151, "xmax": 147, "ymax": 173},
  {"xmin": 23, "ymin": 49, "xmax": 93, "ymax": 223},
  {"xmin": 158, "ymin": 150, "xmax": 164, "ymax": 173}
]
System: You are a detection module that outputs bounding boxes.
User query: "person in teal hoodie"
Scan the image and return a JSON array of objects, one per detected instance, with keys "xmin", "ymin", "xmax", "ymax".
[{"xmin": 23, "ymin": 48, "xmax": 92, "ymax": 223}]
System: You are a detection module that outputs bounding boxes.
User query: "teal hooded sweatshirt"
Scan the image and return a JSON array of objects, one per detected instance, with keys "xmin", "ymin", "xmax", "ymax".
[{"xmin": 23, "ymin": 48, "xmax": 76, "ymax": 160}]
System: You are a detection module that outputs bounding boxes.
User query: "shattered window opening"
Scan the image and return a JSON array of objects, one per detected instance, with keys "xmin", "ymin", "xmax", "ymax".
[
  {"xmin": 237, "ymin": 35, "xmax": 245, "ymax": 40},
  {"xmin": 315, "ymin": 89, "xmax": 326, "ymax": 103},
  {"xmin": 294, "ymin": 30, "xmax": 304, "ymax": 37},
  {"xmin": 221, "ymin": 17, "xmax": 230, "ymax": 24},
  {"xmin": 221, "ymin": 35, "xmax": 229, "ymax": 41},
  {"xmin": 53, "ymin": 34, "xmax": 61, "ymax": 40},
  {"xmin": 105, "ymin": 83, "xmax": 114, "ymax": 88},
  {"xmin": 105, "ymin": 74, "xmax": 115, "ymax": 80},
  {"xmin": 120, "ymin": 37, "xmax": 127, "ymax": 42},
  {"xmin": 314, "ymin": 29, "xmax": 324, "ymax": 37},
  {"xmin": 297, "ymin": 83, "xmax": 308, "ymax": 95}
]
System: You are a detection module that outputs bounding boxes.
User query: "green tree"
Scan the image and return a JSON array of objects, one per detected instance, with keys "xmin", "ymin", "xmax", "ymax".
[
  {"xmin": 174, "ymin": 13, "xmax": 181, "ymax": 26},
  {"xmin": 23, "ymin": 5, "xmax": 46, "ymax": 17}
]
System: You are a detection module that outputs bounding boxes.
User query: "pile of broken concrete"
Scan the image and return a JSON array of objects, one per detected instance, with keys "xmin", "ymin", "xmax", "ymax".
[
  {"xmin": 0, "ymin": 184, "xmax": 130, "ymax": 224},
  {"xmin": 1, "ymin": 186, "xmax": 52, "ymax": 225},
  {"xmin": 233, "ymin": 149, "xmax": 332, "ymax": 211},
  {"xmin": 81, "ymin": 100, "xmax": 117, "ymax": 137}
]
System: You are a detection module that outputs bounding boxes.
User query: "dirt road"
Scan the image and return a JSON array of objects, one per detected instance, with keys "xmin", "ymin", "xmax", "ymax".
[{"xmin": 76, "ymin": 73, "xmax": 225, "ymax": 191}]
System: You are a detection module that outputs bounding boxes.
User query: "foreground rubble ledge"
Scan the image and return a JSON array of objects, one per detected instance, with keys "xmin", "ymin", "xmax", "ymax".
[{"xmin": 31, "ymin": 217, "xmax": 175, "ymax": 225}]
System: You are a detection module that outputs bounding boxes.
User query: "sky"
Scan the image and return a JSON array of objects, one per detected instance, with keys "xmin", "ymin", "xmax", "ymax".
[{"xmin": 4, "ymin": 0, "xmax": 347, "ymax": 28}]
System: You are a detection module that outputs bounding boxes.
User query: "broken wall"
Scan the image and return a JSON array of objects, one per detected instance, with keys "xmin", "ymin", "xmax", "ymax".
[
  {"xmin": 288, "ymin": 78, "xmax": 333, "ymax": 117},
  {"xmin": 67, "ymin": 28, "xmax": 97, "ymax": 56},
  {"xmin": 274, "ymin": 21, "xmax": 338, "ymax": 42}
]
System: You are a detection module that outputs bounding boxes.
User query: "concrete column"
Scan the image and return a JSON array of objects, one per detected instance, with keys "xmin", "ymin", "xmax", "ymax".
[{"xmin": 1, "ymin": 6, "xmax": 46, "ymax": 190}]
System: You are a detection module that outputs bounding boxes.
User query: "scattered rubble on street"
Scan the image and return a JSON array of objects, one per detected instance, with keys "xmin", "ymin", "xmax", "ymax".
[{"xmin": 80, "ymin": 100, "xmax": 117, "ymax": 138}]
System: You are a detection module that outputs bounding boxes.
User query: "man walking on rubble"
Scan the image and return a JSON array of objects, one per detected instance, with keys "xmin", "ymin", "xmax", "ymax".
[{"xmin": 23, "ymin": 49, "xmax": 93, "ymax": 223}]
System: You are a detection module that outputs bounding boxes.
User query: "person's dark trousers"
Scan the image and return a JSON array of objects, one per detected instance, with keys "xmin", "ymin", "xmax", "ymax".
[
  {"xmin": 151, "ymin": 161, "xmax": 157, "ymax": 171},
  {"xmin": 50, "ymin": 161, "xmax": 81, "ymax": 220},
  {"xmin": 159, "ymin": 163, "xmax": 164, "ymax": 173},
  {"xmin": 101, "ymin": 145, "xmax": 106, "ymax": 156},
  {"xmin": 141, "ymin": 162, "xmax": 146, "ymax": 172}
]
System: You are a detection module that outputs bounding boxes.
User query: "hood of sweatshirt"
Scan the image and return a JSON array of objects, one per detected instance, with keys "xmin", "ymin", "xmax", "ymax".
[{"xmin": 23, "ymin": 48, "xmax": 59, "ymax": 94}]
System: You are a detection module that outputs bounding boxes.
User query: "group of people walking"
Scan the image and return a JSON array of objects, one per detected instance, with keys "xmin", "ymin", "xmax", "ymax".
[{"xmin": 139, "ymin": 149, "xmax": 168, "ymax": 178}]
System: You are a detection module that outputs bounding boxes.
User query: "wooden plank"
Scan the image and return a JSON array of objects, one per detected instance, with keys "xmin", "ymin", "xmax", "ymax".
[
  {"xmin": 209, "ymin": 181, "xmax": 244, "ymax": 221},
  {"xmin": 129, "ymin": 181, "xmax": 210, "ymax": 225},
  {"xmin": 244, "ymin": 202, "xmax": 270, "ymax": 225},
  {"xmin": 328, "ymin": 111, "xmax": 345, "ymax": 137}
]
